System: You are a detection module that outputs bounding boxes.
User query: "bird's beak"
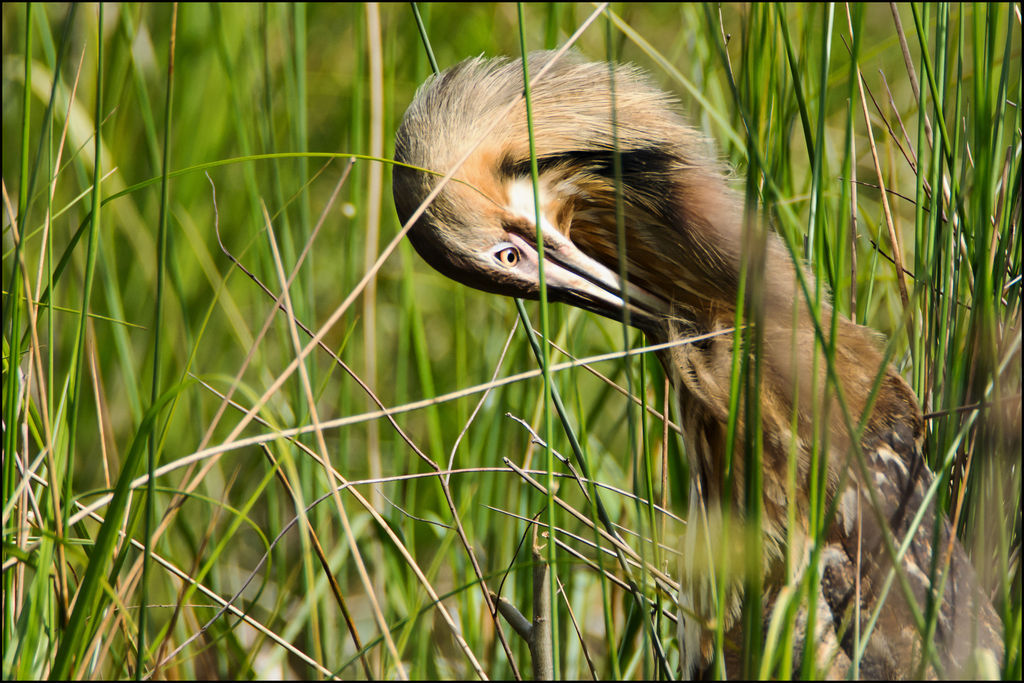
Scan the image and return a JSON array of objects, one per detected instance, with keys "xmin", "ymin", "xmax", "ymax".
[{"xmin": 506, "ymin": 231, "xmax": 667, "ymax": 333}]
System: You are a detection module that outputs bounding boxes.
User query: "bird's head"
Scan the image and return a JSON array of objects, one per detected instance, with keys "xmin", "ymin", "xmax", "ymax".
[{"xmin": 393, "ymin": 52, "xmax": 748, "ymax": 335}]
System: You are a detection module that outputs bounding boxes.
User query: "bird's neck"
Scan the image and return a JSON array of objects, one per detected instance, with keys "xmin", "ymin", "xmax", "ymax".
[{"xmin": 652, "ymin": 257, "xmax": 923, "ymax": 511}]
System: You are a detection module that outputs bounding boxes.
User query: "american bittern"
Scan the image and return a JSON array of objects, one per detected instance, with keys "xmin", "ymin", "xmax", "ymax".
[{"xmin": 392, "ymin": 52, "xmax": 1005, "ymax": 678}]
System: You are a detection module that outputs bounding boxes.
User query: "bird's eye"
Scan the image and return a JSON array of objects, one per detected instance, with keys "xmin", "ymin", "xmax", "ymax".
[{"xmin": 495, "ymin": 246, "xmax": 520, "ymax": 268}]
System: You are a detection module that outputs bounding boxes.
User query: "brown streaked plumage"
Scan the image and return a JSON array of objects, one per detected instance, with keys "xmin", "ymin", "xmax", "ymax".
[{"xmin": 392, "ymin": 51, "xmax": 1004, "ymax": 678}]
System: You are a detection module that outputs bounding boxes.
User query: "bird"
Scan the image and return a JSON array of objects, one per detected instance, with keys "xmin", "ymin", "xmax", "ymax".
[{"xmin": 391, "ymin": 51, "xmax": 1005, "ymax": 679}]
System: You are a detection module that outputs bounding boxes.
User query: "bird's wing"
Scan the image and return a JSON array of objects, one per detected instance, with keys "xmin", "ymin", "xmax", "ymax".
[{"xmin": 821, "ymin": 428, "xmax": 1004, "ymax": 678}]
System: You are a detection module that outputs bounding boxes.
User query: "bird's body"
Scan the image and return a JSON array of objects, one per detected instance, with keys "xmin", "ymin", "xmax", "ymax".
[{"xmin": 392, "ymin": 52, "xmax": 1004, "ymax": 678}]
